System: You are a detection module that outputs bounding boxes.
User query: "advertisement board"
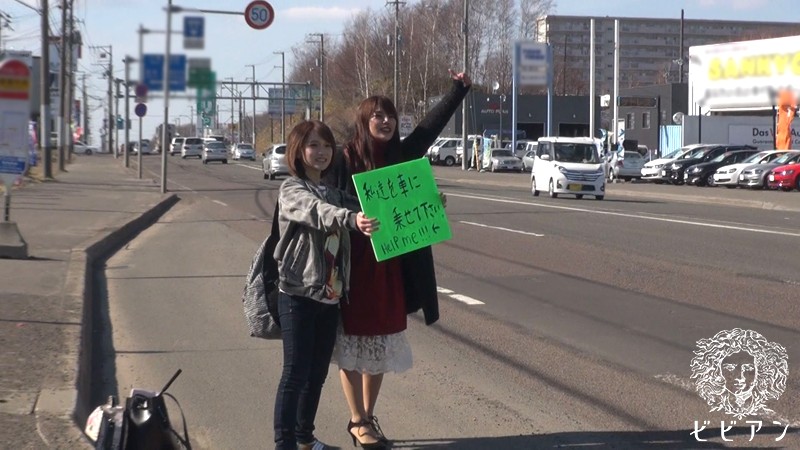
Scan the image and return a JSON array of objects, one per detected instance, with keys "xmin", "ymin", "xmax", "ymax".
[
  {"xmin": 728, "ymin": 124, "xmax": 800, "ymax": 149},
  {"xmin": 689, "ymin": 35, "xmax": 800, "ymax": 110}
]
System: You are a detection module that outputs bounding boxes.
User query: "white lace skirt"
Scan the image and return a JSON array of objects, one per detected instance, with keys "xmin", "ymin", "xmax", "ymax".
[{"xmin": 333, "ymin": 326, "xmax": 413, "ymax": 374}]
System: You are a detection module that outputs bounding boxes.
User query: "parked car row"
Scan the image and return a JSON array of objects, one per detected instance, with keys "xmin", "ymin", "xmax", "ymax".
[{"xmin": 640, "ymin": 144, "xmax": 800, "ymax": 191}]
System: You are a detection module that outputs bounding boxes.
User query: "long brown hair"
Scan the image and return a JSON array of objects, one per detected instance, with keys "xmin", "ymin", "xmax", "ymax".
[
  {"xmin": 285, "ymin": 120, "xmax": 336, "ymax": 179},
  {"xmin": 345, "ymin": 95, "xmax": 401, "ymax": 173}
]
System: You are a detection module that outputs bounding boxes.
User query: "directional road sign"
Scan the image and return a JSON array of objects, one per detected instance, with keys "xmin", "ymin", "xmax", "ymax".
[
  {"xmin": 184, "ymin": 16, "xmax": 204, "ymax": 50},
  {"xmin": 142, "ymin": 54, "xmax": 187, "ymax": 92}
]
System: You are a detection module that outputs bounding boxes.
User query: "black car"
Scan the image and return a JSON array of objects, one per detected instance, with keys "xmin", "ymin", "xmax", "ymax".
[
  {"xmin": 669, "ymin": 144, "xmax": 757, "ymax": 185},
  {"xmin": 685, "ymin": 149, "xmax": 761, "ymax": 186}
]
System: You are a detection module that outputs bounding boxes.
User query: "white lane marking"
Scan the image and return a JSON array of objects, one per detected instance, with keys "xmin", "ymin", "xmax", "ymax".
[
  {"xmin": 235, "ymin": 163, "xmax": 262, "ymax": 171},
  {"xmin": 460, "ymin": 220, "xmax": 544, "ymax": 237},
  {"xmin": 447, "ymin": 192, "xmax": 800, "ymax": 238},
  {"xmin": 212, "ymin": 200, "xmax": 228, "ymax": 207},
  {"xmin": 169, "ymin": 179, "xmax": 196, "ymax": 193},
  {"xmin": 437, "ymin": 286, "xmax": 485, "ymax": 305},
  {"xmin": 655, "ymin": 373, "xmax": 799, "ymax": 427},
  {"xmin": 449, "ymin": 294, "xmax": 485, "ymax": 305}
]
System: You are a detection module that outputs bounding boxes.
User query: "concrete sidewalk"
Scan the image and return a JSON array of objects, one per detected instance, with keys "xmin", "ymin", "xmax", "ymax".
[{"xmin": 0, "ymin": 154, "xmax": 176, "ymax": 449}]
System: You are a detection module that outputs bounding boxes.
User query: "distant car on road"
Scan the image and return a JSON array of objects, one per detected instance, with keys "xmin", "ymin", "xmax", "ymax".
[
  {"xmin": 181, "ymin": 137, "xmax": 204, "ymax": 159},
  {"xmin": 170, "ymin": 137, "xmax": 185, "ymax": 156},
  {"xmin": 202, "ymin": 141, "xmax": 228, "ymax": 164},
  {"xmin": 232, "ymin": 143, "xmax": 256, "ymax": 161},
  {"xmin": 262, "ymin": 143, "xmax": 288, "ymax": 180},
  {"xmin": 74, "ymin": 141, "xmax": 100, "ymax": 155}
]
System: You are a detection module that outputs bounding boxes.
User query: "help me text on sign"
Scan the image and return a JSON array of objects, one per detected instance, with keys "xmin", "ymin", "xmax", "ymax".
[{"xmin": 352, "ymin": 158, "xmax": 451, "ymax": 262}]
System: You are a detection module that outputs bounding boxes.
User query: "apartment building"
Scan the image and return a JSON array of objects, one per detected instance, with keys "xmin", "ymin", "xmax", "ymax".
[{"xmin": 535, "ymin": 15, "xmax": 800, "ymax": 97}]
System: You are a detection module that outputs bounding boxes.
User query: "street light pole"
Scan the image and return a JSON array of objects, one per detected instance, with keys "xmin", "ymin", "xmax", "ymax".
[
  {"xmin": 160, "ymin": 0, "xmax": 174, "ymax": 194},
  {"xmin": 123, "ymin": 56, "xmax": 135, "ymax": 169},
  {"xmin": 460, "ymin": 0, "xmax": 468, "ymax": 170},
  {"xmin": 246, "ymin": 64, "xmax": 256, "ymax": 147},
  {"xmin": 307, "ymin": 34, "xmax": 324, "ymax": 121},
  {"xmin": 273, "ymin": 51, "xmax": 285, "ymax": 142}
]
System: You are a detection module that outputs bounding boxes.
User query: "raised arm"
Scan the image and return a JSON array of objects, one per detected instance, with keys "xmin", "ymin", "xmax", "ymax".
[{"xmin": 400, "ymin": 70, "xmax": 471, "ymax": 160}]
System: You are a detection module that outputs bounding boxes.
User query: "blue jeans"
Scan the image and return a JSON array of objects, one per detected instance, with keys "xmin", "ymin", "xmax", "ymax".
[{"xmin": 273, "ymin": 292, "xmax": 339, "ymax": 449}]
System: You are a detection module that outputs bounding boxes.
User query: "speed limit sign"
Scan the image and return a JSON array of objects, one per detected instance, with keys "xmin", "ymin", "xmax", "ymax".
[{"xmin": 244, "ymin": 0, "xmax": 275, "ymax": 30}]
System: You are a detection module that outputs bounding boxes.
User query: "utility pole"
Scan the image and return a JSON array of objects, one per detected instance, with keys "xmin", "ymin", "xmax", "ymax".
[
  {"xmin": 57, "ymin": 0, "xmax": 67, "ymax": 171},
  {"xmin": 307, "ymin": 34, "xmax": 324, "ymax": 121},
  {"xmin": 114, "ymin": 78, "xmax": 122, "ymax": 157},
  {"xmin": 66, "ymin": 0, "xmax": 75, "ymax": 163},
  {"xmin": 678, "ymin": 9, "xmax": 685, "ymax": 84},
  {"xmin": 40, "ymin": 0, "xmax": 52, "ymax": 178},
  {"xmin": 83, "ymin": 73, "xmax": 89, "ymax": 145},
  {"xmin": 386, "ymin": 0, "xmax": 404, "ymax": 106},
  {"xmin": 123, "ymin": 56, "xmax": 134, "ymax": 168},
  {"xmin": 460, "ymin": 0, "xmax": 468, "ymax": 170},
  {"xmin": 91, "ymin": 45, "xmax": 114, "ymax": 156},
  {"xmin": 273, "ymin": 51, "xmax": 285, "ymax": 142},
  {"xmin": 246, "ymin": 64, "xmax": 256, "ymax": 147}
]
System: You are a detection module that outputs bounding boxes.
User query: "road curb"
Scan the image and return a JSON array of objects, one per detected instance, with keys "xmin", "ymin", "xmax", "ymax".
[{"xmin": 50, "ymin": 193, "xmax": 179, "ymax": 440}]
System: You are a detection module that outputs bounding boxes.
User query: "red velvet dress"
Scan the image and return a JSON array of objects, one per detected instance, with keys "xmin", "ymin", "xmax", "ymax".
[
  {"xmin": 340, "ymin": 140, "xmax": 407, "ymax": 336},
  {"xmin": 334, "ymin": 140, "xmax": 413, "ymax": 374}
]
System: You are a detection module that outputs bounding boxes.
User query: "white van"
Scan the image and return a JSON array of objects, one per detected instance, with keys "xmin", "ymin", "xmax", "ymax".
[
  {"xmin": 427, "ymin": 137, "xmax": 460, "ymax": 166},
  {"xmin": 530, "ymin": 137, "xmax": 606, "ymax": 200}
]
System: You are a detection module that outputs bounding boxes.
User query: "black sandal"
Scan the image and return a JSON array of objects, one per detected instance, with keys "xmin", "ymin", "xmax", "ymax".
[
  {"xmin": 368, "ymin": 415, "xmax": 389, "ymax": 444},
  {"xmin": 346, "ymin": 420, "xmax": 387, "ymax": 449}
]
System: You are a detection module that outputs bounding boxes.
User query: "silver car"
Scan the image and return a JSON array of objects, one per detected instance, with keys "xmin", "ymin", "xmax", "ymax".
[
  {"xmin": 202, "ymin": 141, "xmax": 229, "ymax": 164},
  {"xmin": 608, "ymin": 151, "xmax": 645, "ymax": 181},
  {"xmin": 487, "ymin": 148, "xmax": 524, "ymax": 173},
  {"xmin": 181, "ymin": 137, "xmax": 204, "ymax": 159},
  {"xmin": 521, "ymin": 150, "xmax": 536, "ymax": 171},
  {"xmin": 262, "ymin": 144, "xmax": 288, "ymax": 180},
  {"xmin": 738, "ymin": 151, "xmax": 800, "ymax": 189},
  {"xmin": 232, "ymin": 143, "xmax": 256, "ymax": 161}
]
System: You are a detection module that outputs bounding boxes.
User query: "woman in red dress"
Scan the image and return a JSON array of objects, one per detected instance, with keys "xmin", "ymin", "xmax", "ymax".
[{"xmin": 324, "ymin": 70, "xmax": 471, "ymax": 447}]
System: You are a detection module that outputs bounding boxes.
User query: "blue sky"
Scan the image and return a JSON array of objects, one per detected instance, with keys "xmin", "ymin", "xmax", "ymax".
[{"xmin": 3, "ymin": 0, "xmax": 799, "ymax": 144}]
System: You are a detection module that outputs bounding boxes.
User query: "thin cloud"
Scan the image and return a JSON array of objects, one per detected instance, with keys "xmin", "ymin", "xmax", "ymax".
[
  {"xmin": 283, "ymin": 6, "xmax": 362, "ymax": 21},
  {"xmin": 698, "ymin": 0, "xmax": 770, "ymax": 9}
]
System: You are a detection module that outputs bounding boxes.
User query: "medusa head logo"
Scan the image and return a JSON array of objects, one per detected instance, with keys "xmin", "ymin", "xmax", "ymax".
[{"xmin": 690, "ymin": 329, "xmax": 788, "ymax": 419}]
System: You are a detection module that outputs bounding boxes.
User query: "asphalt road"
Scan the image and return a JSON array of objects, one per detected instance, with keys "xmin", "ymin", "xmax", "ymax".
[{"xmin": 94, "ymin": 155, "xmax": 799, "ymax": 449}]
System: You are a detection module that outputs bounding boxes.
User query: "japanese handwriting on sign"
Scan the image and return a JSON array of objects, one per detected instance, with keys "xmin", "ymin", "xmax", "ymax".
[
  {"xmin": 361, "ymin": 174, "xmax": 421, "ymax": 202},
  {"xmin": 353, "ymin": 157, "xmax": 451, "ymax": 262},
  {"xmin": 691, "ymin": 420, "xmax": 790, "ymax": 442}
]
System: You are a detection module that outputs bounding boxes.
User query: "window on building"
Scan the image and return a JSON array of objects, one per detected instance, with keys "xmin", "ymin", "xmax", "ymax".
[
  {"xmin": 642, "ymin": 112, "xmax": 651, "ymax": 129},
  {"xmin": 626, "ymin": 113, "xmax": 635, "ymax": 130}
]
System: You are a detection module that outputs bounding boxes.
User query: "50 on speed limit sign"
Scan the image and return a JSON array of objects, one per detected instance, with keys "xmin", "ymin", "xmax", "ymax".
[{"xmin": 245, "ymin": 0, "xmax": 275, "ymax": 30}]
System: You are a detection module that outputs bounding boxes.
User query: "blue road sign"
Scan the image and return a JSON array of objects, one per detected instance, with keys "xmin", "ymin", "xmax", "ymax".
[
  {"xmin": 0, "ymin": 156, "xmax": 27, "ymax": 175},
  {"xmin": 184, "ymin": 17, "xmax": 204, "ymax": 38},
  {"xmin": 184, "ymin": 17, "xmax": 204, "ymax": 49},
  {"xmin": 135, "ymin": 103, "xmax": 147, "ymax": 118},
  {"xmin": 142, "ymin": 54, "xmax": 187, "ymax": 91},
  {"xmin": 143, "ymin": 54, "xmax": 163, "ymax": 91}
]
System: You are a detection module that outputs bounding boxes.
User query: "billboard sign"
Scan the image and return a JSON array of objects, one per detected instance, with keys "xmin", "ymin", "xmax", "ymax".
[
  {"xmin": 689, "ymin": 35, "xmax": 800, "ymax": 110},
  {"xmin": 515, "ymin": 42, "xmax": 549, "ymax": 87}
]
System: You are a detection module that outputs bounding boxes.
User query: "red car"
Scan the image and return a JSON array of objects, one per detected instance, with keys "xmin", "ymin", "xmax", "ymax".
[{"xmin": 767, "ymin": 162, "xmax": 800, "ymax": 191}]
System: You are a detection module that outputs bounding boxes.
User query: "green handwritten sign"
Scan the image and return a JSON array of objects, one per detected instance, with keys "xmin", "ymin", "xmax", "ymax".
[{"xmin": 352, "ymin": 157, "xmax": 451, "ymax": 262}]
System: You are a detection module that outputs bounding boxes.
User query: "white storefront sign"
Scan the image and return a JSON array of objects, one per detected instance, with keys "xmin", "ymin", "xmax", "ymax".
[
  {"xmin": 689, "ymin": 35, "xmax": 800, "ymax": 111},
  {"xmin": 728, "ymin": 124, "xmax": 800, "ymax": 148}
]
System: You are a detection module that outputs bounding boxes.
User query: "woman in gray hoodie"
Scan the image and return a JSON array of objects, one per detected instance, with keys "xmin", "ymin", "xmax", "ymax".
[{"xmin": 272, "ymin": 120, "xmax": 378, "ymax": 450}]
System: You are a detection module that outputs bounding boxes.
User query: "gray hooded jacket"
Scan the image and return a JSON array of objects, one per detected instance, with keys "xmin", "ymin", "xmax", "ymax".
[{"xmin": 274, "ymin": 176, "xmax": 361, "ymax": 303}]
